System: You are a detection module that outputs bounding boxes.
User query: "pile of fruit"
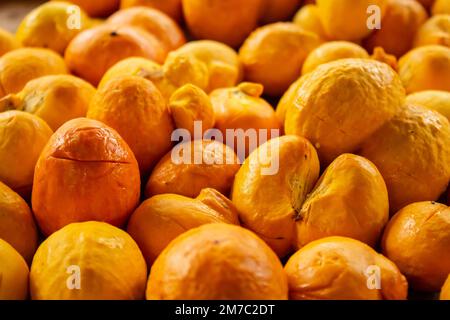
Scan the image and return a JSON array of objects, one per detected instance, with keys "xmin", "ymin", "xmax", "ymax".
[{"xmin": 0, "ymin": 0, "xmax": 449, "ymax": 300}]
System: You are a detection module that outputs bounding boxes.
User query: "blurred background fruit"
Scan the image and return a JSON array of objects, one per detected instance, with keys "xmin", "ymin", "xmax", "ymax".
[
  {"xmin": 441, "ymin": 276, "xmax": 450, "ymax": 300},
  {"xmin": 406, "ymin": 90, "xmax": 450, "ymax": 121},
  {"xmin": 413, "ymin": 14, "xmax": 450, "ymax": 48},
  {"xmin": 432, "ymin": 0, "xmax": 450, "ymax": 15},
  {"xmin": 261, "ymin": 0, "xmax": 302, "ymax": 23},
  {"xmin": 121, "ymin": 0, "xmax": 182, "ymax": 22},
  {"xmin": 0, "ymin": 27, "xmax": 20, "ymax": 57},
  {"xmin": 0, "ymin": 238, "xmax": 29, "ymax": 300},
  {"xmin": 293, "ymin": 4, "xmax": 327, "ymax": 40},
  {"xmin": 53, "ymin": 0, "xmax": 120, "ymax": 17}
]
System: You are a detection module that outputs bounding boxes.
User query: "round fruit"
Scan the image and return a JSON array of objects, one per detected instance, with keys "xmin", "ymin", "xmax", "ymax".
[
  {"xmin": 107, "ymin": 7, "xmax": 186, "ymax": 51},
  {"xmin": 433, "ymin": 0, "xmax": 450, "ymax": 15},
  {"xmin": 30, "ymin": 221, "xmax": 147, "ymax": 300},
  {"xmin": 121, "ymin": 0, "xmax": 182, "ymax": 22},
  {"xmin": 0, "ymin": 111, "xmax": 53, "ymax": 197},
  {"xmin": 0, "ymin": 181, "xmax": 38, "ymax": 263},
  {"xmin": 231, "ymin": 135, "xmax": 320, "ymax": 257},
  {"xmin": 53, "ymin": 0, "xmax": 120, "ymax": 17},
  {"xmin": 441, "ymin": 275, "xmax": 450, "ymax": 300},
  {"xmin": 0, "ymin": 27, "xmax": 20, "ymax": 57},
  {"xmin": 285, "ymin": 236, "xmax": 408, "ymax": 300},
  {"xmin": 239, "ymin": 22, "xmax": 321, "ymax": 96},
  {"xmin": 32, "ymin": 118, "xmax": 140, "ymax": 236},
  {"xmin": 382, "ymin": 201, "xmax": 450, "ymax": 292},
  {"xmin": 88, "ymin": 76, "xmax": 174, "ymax": 176},
  {"xmin": 293, "ymin": 4, "xmax": 327, "ymax": 40},
  {"xmin": 0, "ymin": 239, "xmax": 29, "ymax": 300},
  {"xmin": 360, "ymin": 104, "xmax": 450, "ymax": 213},
  {"xmin": 414, "ymin": 14, "xmax": 450, "ymax": 48},
  {"xmin": 406, "ymin": 90, "xmax": 450, "ymax": 121},
  {"xmin": 182, "ymin": 0, "xmax": 263, "ymax": 47},
  {"xmin": 65, "ymin": 25, "xmax": 166, "ymax": 85},
  {"xmin": 261, "ymin": 0, "xmax": 302, "ymax": 23},
  {"xmin": 301, "ymin": 41, "xmax": 369, "ymax": 75},
  {"xmin": 0, "ymin": 74, "xmax": 96, "ymax": 131},
  {"xmin": 0, "ymin": 48, "xmax": 67, "ymax": 98},
  {"xmin": 147, "ymin": 223, "xmax": 288, "ymax": 300},
  {"xmin": 398, "ymin": 45, "xmax": 450, "ymax": 93},
  {"xmin": 127, "ymin": 188, "xmax": 239, "ymax": 265},
  {"xmin": 284, "ymin": 59, "xmax": 405, "ymax": 165},
  {"xmin": 145, "ymin": 139, "xmax": 240, "ymax": 198},
  {"xmin": 16, "ymin": 2, "xmax": 91, "ymax": 54}
]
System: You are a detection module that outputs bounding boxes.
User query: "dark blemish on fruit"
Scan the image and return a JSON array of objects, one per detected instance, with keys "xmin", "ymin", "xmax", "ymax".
[{"xmin": 110, "ymin": 31, "xmax": 118, "ymax": 37}]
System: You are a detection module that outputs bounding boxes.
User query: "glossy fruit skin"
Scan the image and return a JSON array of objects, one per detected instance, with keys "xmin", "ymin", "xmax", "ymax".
[
  {"xmin": 261, "ymin": 0, "xmax": 302, "ymax": 23},
  {"xmin": 360, "ymin": 105, "xmax": 450, "ymax": 213},
  {"xmin": 0, "ymin": 181, "xmax": 38, "ymax": 263},
  {"xmin": 30, "ymin": 221, "xmax": 147, "ymax": 300},
  {"xmin": 16, "ymin": 2, "xmax": 92, "ymax": 54},
  {"xmin": 363, "ymin": 0, "xmax": 428, "ymax": 57},
  {"xmin": 0, "ymin": 48, "xmax": 67, "ymax": 98},
  {"xmin": 147, "ymin": 223, "xmax": 288, "ymax": 300},
  {"xmin": 107, "ymin": 7, "xmax": 186, "ymax": 51},
  {"xmin": 0, "ymin": 239, "xmax": 29, "ymax": 300},
  {"xmin": 301, "ymin": 41, "xmax": 369, "ymax": 75},
  {"xmin": 285, "ymin": 236, "xmax": 408, "ymax": 300},
  {"xmin": 239, "ymin": 22, "xmax": 321, "ymax": 97},
  {"xmin": 0, "ymin": 74, "xmax": 96, "ymax": 131},
  {"xmin": 145, "ymin": 139, "xmax": 240, "ymax": 198},
  {"xmin": 382, "ymin": 201, "xmax": 450, "ymax": 292},
  {"xmin": 210, "ymin": 82, "xmax": 281, "ymax": 160},
  {"xmin": 414, "ymin": 14, "xmax": 450, "ymax": 48},
  {"xmin": 0, "ymin": 28, "xmax": 20, "ymax": 57},
  {"xmin": 121, "ymin": 0, "xmax": 182, "ymax": 22},
  {"xmin": 441, "ymin": 275, "xmax": 450, "ymax": 300},
  {"xmin": 231, "ymin": 135, "xmax": 320, "ymax": 257},
  {"xmin": 293, "ymin": 4, "xmax": 327, "ymax": 40},
  {"xmin": 398, "ymin": 45, "xmax": 450, "ymax": 93},
  {"xmin": 0, "ymin": 111, "xmax": 53, "ymax": 197},
  {"xmin": 127, "ymin": 188, "xmax": 239, "ymax": 265},
  {"xmin": 284, "ymin": 59, "xmax": 405, "ymax": 166},
  {"xmin": 406, "ymin": 90, "xmax": 450, "ymax": 121},
  {"xmin": 32, "ymin": 118, "xmax": 140, "ymax": 236},
  {"xmin": 65, "ymin": 25, "xmax": 166, "ymax": 86},
  {"xmin": 182, "ymin": 0, "xmax": 263, "ymax": 48},
  {"xmin": 88, "ymin": 76, "xmax": 174, "ymax": 176},
  {"xmin": 296, "ymin": 154, "xmax": 389, "ymax": 249},
  {"xmin": 53, "ymin": 0, "xmax": 120, "ymax": 17}
]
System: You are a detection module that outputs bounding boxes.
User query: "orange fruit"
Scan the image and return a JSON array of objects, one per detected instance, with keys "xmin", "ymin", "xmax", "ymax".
[
  {"xmin": 414, "ymin": 14, "xmax": 450, "ymax": 48},
  {"xmin": 210, "ymin": 82, "xmax": 281, "ymax": 159},
  {"xmin": 32, "ymin": 118, "xmax": 140, "ymax": 236},
  {"xmin": 0, "ymin": 48, "xmax": 67, "ymax": 98},
  {"xmin": 65, "ymin": 25, "xmax": 166, "ymax": 86},
  {"xmin": 231, "ymin": 135, "xmax": 320, "ymax": 257},
  {"xmin": 182, "ymin": 0, "xmax": 263, "ymax": 47},
  {"xmin": 261, "ymin": 0, "xmax": 302, "ymax": 23},
  {"xmin": 30, "ymin": 221, "xmax": 147, "ymax": 300},
  {"xmin": 398, "ymin": 45, "xmax": 450, "ymax": 93},
  {"xmin": 0, "ymin": 239, "xmax": 29, "ymax": 300},
  {"xmin": 370, "ymin": 46, "xmax": 398, "ymax": 71},
  {"xmin": 107, "ymin": 7, "xmax": 186, "ymax": 51},
  {"xmin": 363, "ymin": 0, "xmax": 428, "ymax": 57},
  {"xmin": 382, "ymin": 201, "xmax": 450, "ymax": 292},
  {"xmin": 284, "ymin": 59, "xmax": 405, "ymax": 165},
  {"xmin": 53, "ymin": 0, "xmax": 120, "ymax": 17},
  {"xmin": 433, "ymin": 0, "xmax": 450, "ymax": 15},
  {"xmin": 145, "ymin": 139, "xmax": 240, "ymax": 198},
  {"xmin": 285, "ymin": 236, "xmax": 408, "ymax": 300},
  {"xmin": 239, "ymin": 22, "xmax": 321, "ymax": 96},
  {"xmin": 0, "ymin": 111, "xmax": 53, "ymax": 197},
  {"xmin": 406, "ymin": 90, "xmax": 450, "ymax": 121},
  {"xmin": 87, "ymin": 76, "xmax": 174, "ymax": 176},
  {"xmin": 0, "ymin": 27, "xmax": 20, "ymax": 57},
  {"xmin": 0, "ymin": 74, "xmax": 96, "ymax": 131},
  {"xmin": 127, "ymin": 188, "xmax": 239, "ymax": 265},
  {"xmin": 146, "ymin": 223, "xmax": 288, "ymax": 300},
  {"xmin": 121, "ymin": 0, "xmax": 182, "ymax": 22},
  {"xmin": 360, "ymin": 105, "xmax": 450, "ymax": 213},
  {"xmin": 293, "ymin": 4, "xmax": 327, "ymax": 40},
  {"xmin": 441, "ymin": 275, "xmax": 450, "ymax": 300}
]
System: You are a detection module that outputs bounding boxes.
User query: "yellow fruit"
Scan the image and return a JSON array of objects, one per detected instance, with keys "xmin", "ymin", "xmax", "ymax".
[
  {"xmin": 0, "ymin": 181, "xmax": 38, "ymax": 263},
  {"xmin": 16, "ymin": 2, "xmax": 91, "ymax": 54},
  {"xmin": 30, "ymin": 221, "xmax": 147, "ymax": 300},
  {"xmin": 239, "ymin": 22, "xmax": 321, "ymax": 96},
  {"xmin": 0, "ymin": 27, "xmax": 20, "ymax": 57},
  {"xmin": 406, "ymin": 90, "xmax": 450, "ymax": 121},
  {"xmin": 0, "ymin": 48, "xmax": 67, "ymax": 98},
  {"xmin": 147, "ymin": 223, "xmax": 288, "ymax": 300},
  {"xmin": 0, "ymin": 74, "xmax": 96, "ymax": 131},
  {"xmin": 433, "ymin": 0, "xmax": 450, "ymax": 15},
  {"xmin": 316, "ymin": 0, "xmax": 387, "ymax": 41},
  {"xmin": 0, "ymin": 111, "xmax": 53, "ymax": 197},
  {"xmin": 0, "ymin": 239, "xmax": 29, "ymax": 300},
  {"xmin": 284, "ymin": 59, "xmax": 405, "ymax": 165},
  {"xmin": 293, "ymin": 4, "xmax": 327, "ymax": 40},
  {"xmin": 301, "ymin": 41, "xmax": 369, "ymax": 75},
  {"xmin": 414, "ymin": 14, "xmax": 450, "ymax": 48},
  {"xmin": 441, "ymin": 275, "xmax": 450, "ymax": 300},
  {"xmin": 398, "ymin": 45, "xmax": 450, "ymax": 93},
  {"xmin": 285, "ymin": 236, "xmax": 408, "ymax": 300}
]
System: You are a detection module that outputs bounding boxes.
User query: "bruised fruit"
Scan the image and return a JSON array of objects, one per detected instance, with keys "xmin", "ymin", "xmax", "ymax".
[
  {"xmin": 414, "ymin": 14, "xmax": 450, "ymax": 48},
  {"xmin": 127, "ymin": 188, "xmax": 239, "ymax": 265},
  {"xmin": 382, "ymin": 201, "xmax": 450, "ymax": 292},
  {"xmin": 0, "ymin": 239, "xmax": 29, "ymax": 300},
  {"xmin": 147, "ymin": 223, "xmax": 288, "ymax": 300},
  {"xmin": 121, "ymin": 0, "xmax": 182, "ymax": 22},
  {"xmin": 285, "ymin": 236, "xmax": 408, "ymax": 300},
  {"xmin": 30, "ymin": 221, "xmax": 147, "ymax": 300},
  {"xmin": 406, "ymin": 90, "xmax": 450, "ymax": 121},
  {"xmin": 32, "ymin": 118, "xmax": 140, "ymax": 236},
  {"xmin": 146, "ymin": 139, "xmax": 240, "ymax": 198}
]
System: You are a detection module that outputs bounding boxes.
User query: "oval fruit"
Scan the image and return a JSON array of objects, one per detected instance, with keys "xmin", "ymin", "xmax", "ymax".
[{"xmin": 0, "ymin": 239, "xmax": 29, "ymax": 300}]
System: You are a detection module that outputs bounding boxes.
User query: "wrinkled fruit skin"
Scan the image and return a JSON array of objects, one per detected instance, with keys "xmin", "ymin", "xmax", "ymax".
[
  {"xmin": 32, "ymin": 118, "xmax": 141, "ymax": 236},
  {"xmin": 147, "ymin": 223, "xmax": 288, "ymax": 300}
]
